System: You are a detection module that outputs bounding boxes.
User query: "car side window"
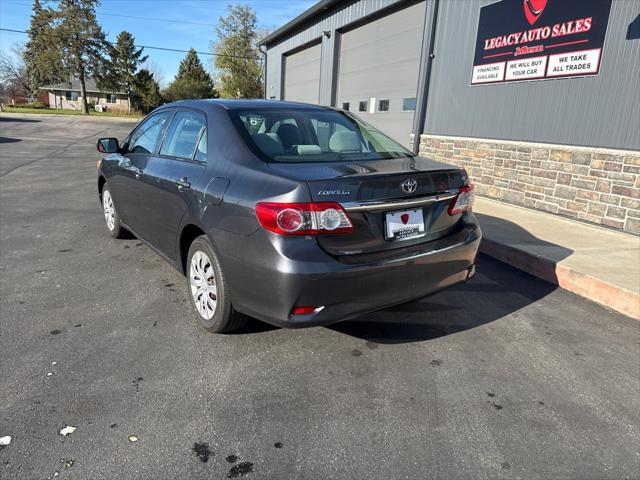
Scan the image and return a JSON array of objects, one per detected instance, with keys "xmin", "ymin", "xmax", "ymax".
[
  {"xmin": 160, "ymin": 110, "xmax": 207, "ymax": 162},
  {"xmin": 128, "ymin": 110, "xmax": 172, "ymax": 154}
]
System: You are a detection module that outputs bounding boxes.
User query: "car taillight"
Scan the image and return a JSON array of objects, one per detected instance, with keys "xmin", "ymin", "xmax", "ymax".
[
  {"xmin": 255, "ymin": 202, "xmax": 353, "ymax": 235},
  {"xmin": 448, "ymin": 185, "xmax": 475, "ymax": 215}
]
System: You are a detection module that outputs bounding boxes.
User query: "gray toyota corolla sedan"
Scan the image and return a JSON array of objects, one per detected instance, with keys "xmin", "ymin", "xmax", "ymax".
[{"xmin": 96, "ymin": 99, "xmax": 481, "ymax": 333}]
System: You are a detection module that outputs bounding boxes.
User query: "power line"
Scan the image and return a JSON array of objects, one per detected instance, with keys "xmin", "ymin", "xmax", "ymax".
[
  {"xmin": 0, "ymin": 27, "xmax": 262, "ymax": 60},
  {"xmin": 97, "ymin": 12, "xmax": 216, "ymax": 27}
]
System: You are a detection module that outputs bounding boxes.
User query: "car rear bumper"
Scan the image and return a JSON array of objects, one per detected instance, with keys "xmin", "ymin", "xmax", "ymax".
[{"xmin": 217, "ymin": 213, "xmax": 481, "ymax": 328}]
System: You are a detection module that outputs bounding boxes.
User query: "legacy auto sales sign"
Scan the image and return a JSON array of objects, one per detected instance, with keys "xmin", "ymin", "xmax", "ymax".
[{"xmin": 471, "ymin": 0, "xmax": 612, "ymax": 85}]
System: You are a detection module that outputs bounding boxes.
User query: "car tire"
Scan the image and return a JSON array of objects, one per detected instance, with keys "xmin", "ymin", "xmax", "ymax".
[
  {"xmin": 101, "ymin": 185, "xmax": 127, "ymax": 239},
  {"xmin": 186, "ymin": 235, "xmax": 248, "ymax": 333}
]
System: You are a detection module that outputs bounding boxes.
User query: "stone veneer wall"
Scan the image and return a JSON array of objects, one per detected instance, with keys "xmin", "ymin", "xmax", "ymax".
[{"xmin": 417, "ymin": 134, "xmax": 640, "ymax": 235}]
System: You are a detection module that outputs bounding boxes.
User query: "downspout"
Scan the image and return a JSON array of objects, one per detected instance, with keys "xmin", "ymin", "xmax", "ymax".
[
  {"xmin": 411, "ymin": 0, "xmax": 440, "ymax": 156},
  {"xmin": 258, "ymin": 44, "xmax": 268, "ymax": 99}
]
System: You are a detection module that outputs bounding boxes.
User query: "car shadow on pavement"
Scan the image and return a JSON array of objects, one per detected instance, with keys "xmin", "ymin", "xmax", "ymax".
[
  {"xmin": 0, "ymin": 116, "xmax": 41, "ymax": 123},
  {"xmin": 327, "ymin": 255, "xmax": 559, "ymax": 344},
  {"xmin": 474, "ymin": 211, "xmax": 573, "ymax": 264},
  {"xmin": 0, "ymin": 137, "xmax": 22, "ymax": 143},
  {"xmin": 329, "ymin": 209, "xmax": 575, "ymax": 345},
  {"xmin": 233, "ymin": 320, "xmax": 280, "ymax": 334}
]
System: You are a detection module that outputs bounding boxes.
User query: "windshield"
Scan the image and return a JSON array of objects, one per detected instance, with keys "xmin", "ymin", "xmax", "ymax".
[{"xmin": 228, "ymin": 108, "xmax": 413, "ymax": 163}]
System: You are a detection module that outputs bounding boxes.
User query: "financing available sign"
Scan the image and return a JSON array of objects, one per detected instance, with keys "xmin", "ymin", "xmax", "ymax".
[{"xmin": 471, "ymin": 0, "xmax": 612, "ymax": 85}]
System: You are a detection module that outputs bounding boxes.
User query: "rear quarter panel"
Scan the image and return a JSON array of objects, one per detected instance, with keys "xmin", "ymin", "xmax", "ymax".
[{"xmin": 195, "ymin": 106, "xmax": 311, "ymax": 237}]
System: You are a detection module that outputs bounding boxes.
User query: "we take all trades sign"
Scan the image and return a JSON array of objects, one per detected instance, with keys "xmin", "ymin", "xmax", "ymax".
[{"xmin": 471, "ymin": 0, "xmax": 612, "ymax": 85}]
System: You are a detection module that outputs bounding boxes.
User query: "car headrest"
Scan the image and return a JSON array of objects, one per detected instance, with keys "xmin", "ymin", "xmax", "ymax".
[
  {"xmin": 296, "ymin": 145, "xmax": 322, "ymax": 155},
  {"xmin": 276, "ymin": 123, "xmax": 302, "ymax": 150},
  {"xmin": 329, "ymin": 131, "xmax": 361, "ymax": 152},
  {"xmin": 252, "ymin": 133, "xmax": 284, "ymax": 157}
]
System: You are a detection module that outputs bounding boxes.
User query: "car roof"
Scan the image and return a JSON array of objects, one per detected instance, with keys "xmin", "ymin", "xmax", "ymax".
[{"xmin": 160, "ymin": 98, "xmax": 333, "ymax": 112}]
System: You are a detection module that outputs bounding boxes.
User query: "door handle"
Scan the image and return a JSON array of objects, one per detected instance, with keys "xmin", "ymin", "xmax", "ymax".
[{"xmin": 176, "ymin": 176, "xmax": 191, "ymax": 191}]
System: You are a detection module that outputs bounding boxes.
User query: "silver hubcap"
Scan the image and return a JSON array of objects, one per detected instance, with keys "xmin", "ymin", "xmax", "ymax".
[
  {"xmin": 189, "ymin": 251, "xmax": 217, "ymax": 320},
  {"xmin": 103, "ymin": 190, "xmax": 115, "ymax": 231}
]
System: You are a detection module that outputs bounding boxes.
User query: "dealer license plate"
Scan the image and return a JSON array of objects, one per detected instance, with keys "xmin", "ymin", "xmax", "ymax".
[{"xmin": 385, "ymin": 208, "xmax": 425, "ymax": 240}]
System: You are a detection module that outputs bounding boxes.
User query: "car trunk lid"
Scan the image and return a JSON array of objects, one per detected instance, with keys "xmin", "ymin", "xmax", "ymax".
[{"xmin": 267, "ymin": 157, "xmax": 469, "ymax": 256}]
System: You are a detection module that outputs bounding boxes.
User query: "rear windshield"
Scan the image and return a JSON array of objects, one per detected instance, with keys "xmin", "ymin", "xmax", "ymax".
[{"xmin": 227, "ymin": 108, "xmax": 412, "ymax": 163}]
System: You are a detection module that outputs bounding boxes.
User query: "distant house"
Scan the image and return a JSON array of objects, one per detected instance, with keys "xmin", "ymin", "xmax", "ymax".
[{"xmin": 39, "ymin": 79, "xmax": 132, "ymax": 111}]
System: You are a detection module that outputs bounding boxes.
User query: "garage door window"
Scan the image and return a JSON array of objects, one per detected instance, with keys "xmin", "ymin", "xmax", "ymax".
[
  {"xmin": 378, "ymin": 100, "xmax": 390, "ymax": 112},
  {"xmin": 358, "ymin": 101, "xmax": 368, "ymax": 112},
  {"xmin": 342, "ymin": 102, "xmax": 350, "ymax": 111},
  {"xmin": 402, "ymin": 98, "xmax": 417, "ymax": 111}
]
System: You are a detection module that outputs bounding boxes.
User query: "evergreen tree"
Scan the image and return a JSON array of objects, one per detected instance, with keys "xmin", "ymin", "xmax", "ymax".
[
  {"xmin": 163, "ymin": 49, "xmax": 216, "ymax": 101},
  {"xmin": 24, "ymin": 0, "xmax": 64, "ymax": 96},
  {"xmin": 213, "ymin": 5, "xmax": 263, "ymax": 99},
  {"xmin": 134, "ymin": 68, "xmax": 163, "ymax": 113},
  {"xmin": 103, "ymin": 31, "xmax": 147, "ymax": 112},
  {"xmin": 56, "ymin": 0, "xmax": 108, "ymax": 114}
]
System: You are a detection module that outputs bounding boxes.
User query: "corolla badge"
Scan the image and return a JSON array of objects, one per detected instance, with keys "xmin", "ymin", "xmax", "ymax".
[
  {"xmin": 318, "ymin": 189, "xmax": 351, "ymax": 195},
  {"xmin": 401, "ymin": 178, "xmax": 418, "ymax": 194}
]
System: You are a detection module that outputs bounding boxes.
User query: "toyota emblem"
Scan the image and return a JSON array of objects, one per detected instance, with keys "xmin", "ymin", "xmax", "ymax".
[{"xmin": 401, "ymin": 178, "xmax": 418, "ymax": 194}]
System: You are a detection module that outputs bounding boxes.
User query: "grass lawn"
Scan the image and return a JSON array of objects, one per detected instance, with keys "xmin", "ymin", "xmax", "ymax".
[{"xmin": 1, "ymin": 106, "xmax": 142, "ymax": 118}]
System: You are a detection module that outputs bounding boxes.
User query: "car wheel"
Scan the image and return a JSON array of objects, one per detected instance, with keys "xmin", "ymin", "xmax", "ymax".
[
  {"xmin": 186, "ymin": 235, "xmax": 248, "ymax": 333},
  {"xmin": 101, "ymin": 186, "xmax": 127, "ymax": 239}
]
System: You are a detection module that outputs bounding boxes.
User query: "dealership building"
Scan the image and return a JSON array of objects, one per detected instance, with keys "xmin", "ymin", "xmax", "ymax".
[{"xmin": 260, "ymin": 0, "xmax": 640, "ymax": 234}]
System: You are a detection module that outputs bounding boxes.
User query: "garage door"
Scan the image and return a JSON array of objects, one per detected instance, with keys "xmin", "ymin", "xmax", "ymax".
[
  {"xmin": 337, "ymin": 1, "xmax": 426, "ymax": 146},
  {"xmin": 283, "ymin": 42, "xmax": 321, "ymax": 104}
]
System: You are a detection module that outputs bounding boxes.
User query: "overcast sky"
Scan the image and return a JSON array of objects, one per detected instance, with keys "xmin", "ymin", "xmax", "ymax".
[{"xmin": 0, "ymin": 0, "xmax": 316, "ymax": 86}]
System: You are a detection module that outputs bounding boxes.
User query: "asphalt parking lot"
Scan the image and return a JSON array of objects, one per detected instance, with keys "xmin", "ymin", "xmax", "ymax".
[{"xmin": 0, "ymin": 113, "xmax": 638, "ymax": 480}]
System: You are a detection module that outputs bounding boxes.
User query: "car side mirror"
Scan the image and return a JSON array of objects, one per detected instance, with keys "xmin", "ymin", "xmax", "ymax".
[{"xmin": 97, "ymin": 137, "xmax": 119, "ymax": 154}]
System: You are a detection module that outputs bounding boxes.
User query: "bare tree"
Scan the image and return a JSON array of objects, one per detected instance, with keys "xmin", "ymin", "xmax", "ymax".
[
  {"xmin": 255, "ymin": 27, "xmax": 272, "ymax": 45},
  {"xmin": 142, "ymin": 60, "xmax": 165, "ymax": 89},
  {"xmin": 0, "ymin": 46, "xmax": 30, "ymax": 103}
]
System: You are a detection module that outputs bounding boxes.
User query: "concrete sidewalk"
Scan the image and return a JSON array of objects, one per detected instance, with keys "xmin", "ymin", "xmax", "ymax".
[{"xmin": 474, "ymin": 196, "xmax": 640, "ymax": 319}]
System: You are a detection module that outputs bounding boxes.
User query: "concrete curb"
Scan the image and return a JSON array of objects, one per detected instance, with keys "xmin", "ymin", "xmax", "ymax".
[{"xmin": 480, "ymin": 238, "xmax": 640, "ymax": 320}]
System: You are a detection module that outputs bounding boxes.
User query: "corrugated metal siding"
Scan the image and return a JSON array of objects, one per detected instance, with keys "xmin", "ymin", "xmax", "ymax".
[
  {"xmin": 424, "ymin": 0, "xmax": 640, "ymax": 150},
  {"xmin": 264, "ymin": 0, "xmax": 410, "ymax": 105}
]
